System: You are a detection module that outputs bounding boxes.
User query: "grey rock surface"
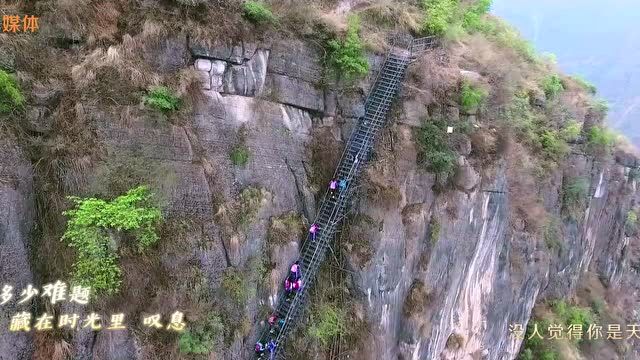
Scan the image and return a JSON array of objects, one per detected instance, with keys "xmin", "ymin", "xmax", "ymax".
[{"xmin": 0, "ymin": 140, "xmax": 35, "ymax": 360}]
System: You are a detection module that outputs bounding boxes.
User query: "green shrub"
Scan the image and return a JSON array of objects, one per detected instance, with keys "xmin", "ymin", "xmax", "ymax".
[
  {"xmin": 560, "ymin": 120, "xmax": 581, "ymax": 142},
  {"xmin": 0, "ymin": 69, "xmax": 24, "ymax": 114},
  {"xmin": 421, "ymin": 0, "xmax": 494, "ymax": 36},
  {"xmin": 62, "ymin": 186, "xmax": 162, "ymax": 294},
  {"xmin": 519, "ymin": 349, "xmax": 534, "ymax": 360},
  {"xmin": 587, "ymin": 125, "xmax": 615, "ymax": 154},
  {"xmin": 629, "ymin": 168, "xmax": 640, "ymax": 182},
  {"xmin": 429, "ymin": 218, "xmax": 440, "ymax": 244},
  {"xmin": 572, "ymin": 76, "xmax": 597, "ymax": 94},
  {"xmin": 543, "ymin": 219, "xmax": 562, "ymax": 251},
  {"xmin": 421, "ymin": 0, "xmax": 458, "ymax": 36},
  {"xmin": 426, "ymin": 150, "xmax": 458, "ymax": 176},
  {"xmin": 230, "ymin": 145, "xmax": 250, "ymax": 166},
  {"xmin": 178, "ymin": 313, "xmax": 224, "ymax": 354},
  {"xmin": 243, "ymin": 1, "xmax": 276, "ymax": 24},
  {"xmin": 308, "ymin": 304, "xmax": 346, "ymax": 346},
  {"xmin": 519, "ymin": 319, "xmax": 560, "ymax": 360},
  {"xmin": 460, "ymin": 81, "xmax": 487, "ymax": 113},
  {"xmin": 626, "ymin": 210, "xmax": 638, "ymax": 235},
  {"xmin": 541, "ymin": 74, "xmax": 564, "ymax": 99},
  {"xmin": 501, "ymin": 92, "xmax": 537, "ymax": 140},
  {"xmin": 221, "ymin": 268, "xmax": 248, "ymax": 305},
  {"xmin": 538, "ymin": 130, "xmax": 568, "ymax": 161},
  {"xmin": 461, "ymin": 0, "xmax": 492, "ymax": 32},
  {"xmin": 551, "ymin": 300, "xmax": 595, "ymax": 343},
  {"xmin": 143, "ymin": 86, "xmax": 181, "ymax": 113},
  {"xmin": 327, "ymin": 16, "xmax": 369, "ymax": 80},
  {"xmin": 562, "ymin": 177, "xmax": 588, "ymax": 218},
  {"xmin": 591, "ymin": 298, "xmax": 605, "ymax": 315},
  {"xmin": 417, "ymin": 118, "xmax": 457, "ymax": 178},
  {"xmin": 540, "ymin": 350, "xmax": 559, "ymax": 360}
]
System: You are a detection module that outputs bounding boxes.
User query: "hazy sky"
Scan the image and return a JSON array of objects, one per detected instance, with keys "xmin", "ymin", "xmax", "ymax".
[{"xmin": 491, "ymin": 0, "xmax": 640, "ymax": 142}]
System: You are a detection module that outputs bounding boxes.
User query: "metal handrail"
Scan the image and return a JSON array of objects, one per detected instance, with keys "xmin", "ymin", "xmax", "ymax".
[
  {"xmin": 254, "ymin": 38, "xmax": 413, "ymax": 359},
  {"xmin": 266, "ymin": 52, "xmax": 410, "ymax": 357}
]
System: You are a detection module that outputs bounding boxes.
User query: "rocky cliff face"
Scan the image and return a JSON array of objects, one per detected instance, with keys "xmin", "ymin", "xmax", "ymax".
[
  {"xmin": 0, "ymin": 139, "xmax": 35, "ymax": 360},
  {"xmin": 3, "ymin": 4, "xmax": 640, "ymax": 360}
]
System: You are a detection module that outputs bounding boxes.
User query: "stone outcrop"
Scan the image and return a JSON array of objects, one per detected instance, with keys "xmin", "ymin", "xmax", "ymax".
[{"xmin": 191, "ymin": 39, "xmax": 329, "ymax": 114}]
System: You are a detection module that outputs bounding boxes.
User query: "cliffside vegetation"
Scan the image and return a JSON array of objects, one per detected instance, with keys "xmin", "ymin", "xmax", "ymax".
[
  {"xmin": 327, "ymin": 16, "xmax": 369, "ymax": 80},
  {"xmin": 61, "ymin": 186, "xmax": 162, "ymax": 294},
  {"xmin": 143, "ymin": 86, "xmax": 182, "ymax": 114},
  {"xmin": 519, "ymin": 300, "xmax": 598, "ymax": 360},
  {"xmin": 0, "ymin": 69, "xmax": 24, "ymax": 114}
]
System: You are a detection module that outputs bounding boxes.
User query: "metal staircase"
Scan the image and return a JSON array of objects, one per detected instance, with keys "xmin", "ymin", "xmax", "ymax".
[{"xmin": 255, "ymin": 36, "xmax": 434, "ymax": 359}]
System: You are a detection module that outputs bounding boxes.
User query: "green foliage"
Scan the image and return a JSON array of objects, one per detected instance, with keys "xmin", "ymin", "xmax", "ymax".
[
  {"xmin": 243, "ymin": 1, "xmax": 277, "ymax": 24},
  {"xmin": 626, "ymin": 210, "xmax": 638, "ymax": 235},
  {"xmin": 502, "ymin": 92, "xmax": 538, "ymax": 139},
  {"xmin": 560, "ymin": 120, "xmax": 581, "ymax": 142},
  {"xmin": 421, "ymin": 0, "xmax": 458, "ymax": 35},
  {"xmin": 543, "ymin": 219, "xmax": 562, "ymax": 251},
  {"xmin": 551, "ymin": 300, "xmax": 595, "ymax": 343},
  {"xmin": 541, "ymin": 74, "xmax": 565, "ymax": 100},
  {"xmin": 0, "ymin": 69, "xmax": 24, "ymax": 114},
  {"xmin": 62, "ymin": 186, "xmax": 162, "ymax": 294},
  {"xmin": 572, "ymin": 75, "xmax": 597, "ymax": 94},
  {"xmin": 534, "ymin": 120, "xmax": 580, "ymax": 161},
  {"xmin": 538, "ymin": 130, "xmax": 568, "ymax": 161},
  {"xmin": 501, "ymin": 92, "xmax": 572, "ymax": 163},
  {"xmin": 230, "ymin": 145, "xmax": 250, "ymax": 166},
  {"xmin": 327, "ymin": 16, "xmax": 369, "ymax": 80},
  {"xmin": 519, "ymin": 349, "xmax": 534, "ymax": 360},
  {"xmin": 629, "ymin": 168, "xmax": 640, "ymax": 182},
  {"xmin": 562, "ymin": 177, "xmax": 589, "ymax": 219},
  {"xmin": 221, "ymin": 268, "xmax": 248, "ymax": 305},
  {"xmin": 143, "ymin": 86, "xmax": 181, "ymax": 113},
  {"xmin": 519, "ymin": 319, "xmax": 559, "ymax": 360},
  {"xmin": 460, "ymin": 81, "xmax": 487, "ymax": 113},
  {"xmin": 421, "ymin": 0, "xmax": 494, "ymax": 36},
  {"xmin": 461, "ymin": 0, "xmax": 492, "ymax": 31},
  {"xmin": 591, "ymin": 298, "xmax": 605, "ymax": 315},
  {"xmin": 178, "ymin": 312, "xmax": 224, "ymax": 354},
  {"xmin": 429, "ymin": 218, "xmax": 441, "ymax": 244},
  {"xmin": 587, "ymin": 125, "xmax": 616, "ymax": 154},
  {"xmin": 417, "ymin": 117, "xmax": 457, "ymax": 179},
  {"xmin": 308, "ymin": 304, "xmax": 346, "ymax": 346}
]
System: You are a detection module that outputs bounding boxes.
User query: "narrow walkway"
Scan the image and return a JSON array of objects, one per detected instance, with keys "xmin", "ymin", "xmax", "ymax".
[{"xmin": 255, "ymin": 36, "xmax": 435, "ymax": 359}]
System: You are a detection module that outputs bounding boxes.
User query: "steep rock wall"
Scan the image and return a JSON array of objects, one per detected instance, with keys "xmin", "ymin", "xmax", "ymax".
[{"xmin": 0, "ymin": 140, "xmax": 35, "ymax": 360}]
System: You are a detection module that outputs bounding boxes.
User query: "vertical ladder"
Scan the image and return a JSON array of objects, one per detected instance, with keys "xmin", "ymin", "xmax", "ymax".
[{"xmin": 254, "ymin": 37, "xmax": 434, "ymax": 359}]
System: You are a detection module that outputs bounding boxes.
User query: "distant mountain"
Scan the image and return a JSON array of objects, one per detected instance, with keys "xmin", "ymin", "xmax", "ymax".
[{"xmin": 492, "ymin": 0, "xmax": 640, "ymax": 144}]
